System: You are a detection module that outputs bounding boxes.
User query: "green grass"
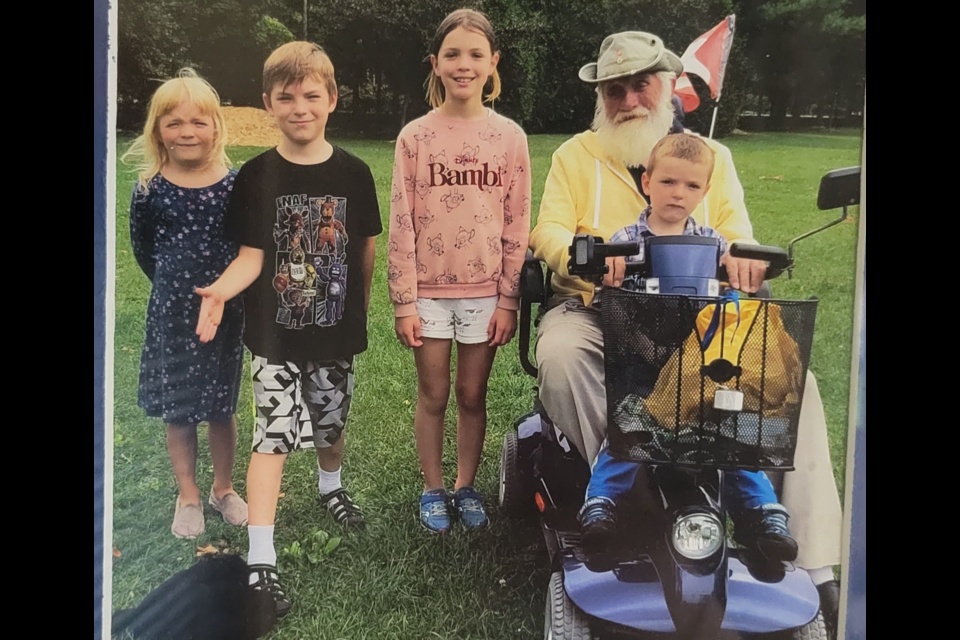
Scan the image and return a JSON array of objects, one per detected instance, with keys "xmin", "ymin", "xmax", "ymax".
[{"xmin": 111, "ymin": 130, "xmax": 862, "ymax": 638}]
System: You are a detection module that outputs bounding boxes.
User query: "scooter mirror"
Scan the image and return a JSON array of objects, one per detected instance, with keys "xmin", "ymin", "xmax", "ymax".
[
  {"xmin": 817, "ymin": 167, "xmax": 861, "ymax": 211},
  {"xmin": 787, "ymin": 166, "xmax": 861, "ymax": 277}
]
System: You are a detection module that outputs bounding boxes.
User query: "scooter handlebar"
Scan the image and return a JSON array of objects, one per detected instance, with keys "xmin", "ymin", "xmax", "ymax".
[
  {"xmin": 729, "ymin": 242, "xmax": 790, "ymax": 270},
  {"xmin": 567, "ymin": 236, "xmax": 795, "ymax": 286},
  {"xmin": 718, "ymin": 241, "xmax": 792, "ymax": 283},
  {"xmin": 566, "ymin": 235, "xmax": 641, "ymax": 279}
]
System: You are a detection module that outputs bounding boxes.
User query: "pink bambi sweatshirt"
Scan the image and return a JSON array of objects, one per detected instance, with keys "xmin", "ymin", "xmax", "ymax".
[{"xmin": 388, "ymin": 109, "xmax": 532, "ymax": 318}]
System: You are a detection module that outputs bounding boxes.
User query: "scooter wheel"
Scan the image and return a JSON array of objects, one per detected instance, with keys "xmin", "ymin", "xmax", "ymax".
[
  {"xmin": 499, "ymin": 431, "xmax": 528, "ymax": 515},
  {"xmin": 544, "ymin": 571, "xmax": 591, "ymax": 640},
  {"xmin": 771, "ymin": 611, "xmax": 828, "ymax": 640}
]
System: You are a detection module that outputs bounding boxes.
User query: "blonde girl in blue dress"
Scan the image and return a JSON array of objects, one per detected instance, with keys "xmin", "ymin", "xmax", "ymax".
[{"xmin": 124, "ymin": 69, "xmax": 247, "ymax": 539}]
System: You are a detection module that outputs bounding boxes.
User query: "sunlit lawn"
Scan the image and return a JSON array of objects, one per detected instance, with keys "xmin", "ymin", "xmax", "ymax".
[{"xmin": 112, "ymin": 129, "xmax": 862, "ymax": 638}]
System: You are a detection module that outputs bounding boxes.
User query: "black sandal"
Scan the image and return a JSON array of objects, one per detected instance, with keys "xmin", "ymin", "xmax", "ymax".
[
  {"xmin": 248, "ymin": 564, "xmax": 291, "ymax": 618},
  {"xmin": 320, "ymin": 488, "xmax": 366, "ymax": 529}
]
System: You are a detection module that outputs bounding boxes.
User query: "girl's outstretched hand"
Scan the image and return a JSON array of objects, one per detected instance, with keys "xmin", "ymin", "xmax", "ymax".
[
  {"xmin": 395, "ymin": 315, "xmax": 423, "ymax": 348},
  {"xmin": 195, "ymin": 286, "xmax": 225, "ymax": 343},
  {"xmin": 488, "ymin": 307, "xmax": 517, "ymax": 347}
]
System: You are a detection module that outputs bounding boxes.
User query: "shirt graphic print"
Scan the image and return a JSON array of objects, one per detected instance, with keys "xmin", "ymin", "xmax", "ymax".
[{"xmin": 271, "ymin": 193, "xmax": 349, "ymax": 329}]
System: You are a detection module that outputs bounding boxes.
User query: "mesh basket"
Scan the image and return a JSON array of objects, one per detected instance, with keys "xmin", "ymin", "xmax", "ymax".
[{"xmin": 601, "ymin": 288, "xmax": 817, "ymax": 470}]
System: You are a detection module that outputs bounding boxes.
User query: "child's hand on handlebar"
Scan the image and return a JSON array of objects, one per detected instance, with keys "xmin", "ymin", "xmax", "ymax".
[
  {"xmin": 720, "ymin": 253, "xmax": 767, "ymax": 293},
  {"xmin": 602, "ymin": 256, "xmax": 626, "ymax": 288},
  {"xmin": 395, "ymin": 314, "xmax": 423, "ymax": 348}
]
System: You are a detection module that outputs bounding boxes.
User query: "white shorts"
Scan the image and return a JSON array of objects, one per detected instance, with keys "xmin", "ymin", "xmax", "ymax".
[{"xmin": 415, "ymin": 296, "xmax": 499, "ymax": 344}]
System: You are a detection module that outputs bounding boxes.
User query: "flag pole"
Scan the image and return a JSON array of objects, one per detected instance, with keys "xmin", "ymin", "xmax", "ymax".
[{"xmin": 708, "ymin": 104, "xmax": 719, "ymax": 139}]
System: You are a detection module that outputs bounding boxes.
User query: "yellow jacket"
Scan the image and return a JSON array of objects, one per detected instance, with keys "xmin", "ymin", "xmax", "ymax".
[{"xmin": 530, "ymin": 130, "xmax": 756, "ymax": 305}]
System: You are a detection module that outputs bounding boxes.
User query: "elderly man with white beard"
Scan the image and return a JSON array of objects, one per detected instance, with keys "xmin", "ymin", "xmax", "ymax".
[{"xmin": 529, "ymin": 31, "xmax": 842, "ymax": 635}]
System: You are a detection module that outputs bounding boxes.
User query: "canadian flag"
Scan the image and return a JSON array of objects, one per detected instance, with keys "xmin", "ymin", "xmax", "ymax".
[{"xmin": 674, "ymin": 15, "xmax": 736, "ymax": 113}]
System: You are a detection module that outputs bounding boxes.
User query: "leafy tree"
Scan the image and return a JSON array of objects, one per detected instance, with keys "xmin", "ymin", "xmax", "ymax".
[
  {"xmin": 116, "ymin": 0, "xmax": 191, "ymax": 129},
  {"xmin": 254, "ymin": 16, "xmax": 296, "ymax": 56},
  {"xmin": 117, "ymin": 0, "xmax": 297, "ymax": 128},
  {"xmin": 116, "ymin": 0, "xmax": 864, "ymax": 135},
  {"xmin": 736, "ymin": 0, "xmax": 865, "ymax": 129}
]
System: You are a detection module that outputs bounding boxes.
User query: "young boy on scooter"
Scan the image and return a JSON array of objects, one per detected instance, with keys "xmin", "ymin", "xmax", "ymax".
[{"xmin": 579, "ymin": 133, "xmax": 797, "ymax": 565}]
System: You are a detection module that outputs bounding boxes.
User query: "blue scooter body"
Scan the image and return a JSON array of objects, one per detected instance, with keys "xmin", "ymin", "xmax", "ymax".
[
  {"xmin": 515, "ymin": 236, "xmax": 821, "ymax": 636},
  {"xmin": 562, "ymin": 550, "xmax": 820, "ymax": 634},
  {"xmin": 515, "ymin": 406, "xmax": 820, "ymax": 635},
  {"xmin": 642, "ymin": 235, "xmax": 722, "ymax": 297}
]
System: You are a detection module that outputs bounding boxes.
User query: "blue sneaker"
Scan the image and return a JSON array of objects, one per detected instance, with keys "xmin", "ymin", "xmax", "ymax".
[
  {"xmin": 419, "ymin": 489, "xmax": 451, "ymax": 535},
  {"xmin": 733, "ymin": 503, "xmax": 798, "ymax": 562},
  {"xmin": 452, "ymin": 486, "xmax": 488, "ymax": 530},
  {"xmin": 578, "ymin": 496, "xmax": 617, "ymax": 554}
]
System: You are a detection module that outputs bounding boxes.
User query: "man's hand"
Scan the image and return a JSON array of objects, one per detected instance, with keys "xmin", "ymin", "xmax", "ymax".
[
  {"xmin": 602, "ymin": 256, "xmax": 626, "ymax": 288},
  {"xmin": 195, "ymin": 286, "xmax": 226, "ymax": 343},
  {"xmin": 487, "ymin": 307, "xmax": 518, "ymax": 347},
  {"xmin": 395, "ymin": 315, "xmax": 423, "ymax": 348},
  {"xmin": 720, "ymin": 252, "xmax": 767, "ymax": 293}
]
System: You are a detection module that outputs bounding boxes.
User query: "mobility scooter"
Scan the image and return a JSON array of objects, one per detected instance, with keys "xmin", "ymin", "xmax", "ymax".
[{"xmin": 499, "ymin": 167, "xmax": 860, "ymax": 639}]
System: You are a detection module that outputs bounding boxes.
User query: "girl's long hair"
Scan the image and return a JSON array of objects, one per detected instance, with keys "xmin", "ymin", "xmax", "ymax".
[
  {"xmin": 122, "ymin": 68, "xmax": 231, "ymax": 191},
  {"xmin": 425, "ymin": 8, "xmax": 502, "ymax": 110}
]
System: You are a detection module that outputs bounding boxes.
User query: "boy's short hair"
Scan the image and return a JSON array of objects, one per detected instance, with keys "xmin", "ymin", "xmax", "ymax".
[
  {"xmin": 263, "ymin": 41, "xmax": 337, "ymax": 97},
  {"xmin": 646, "ymin": 133, "xmax": 715, "ymax": 179}
]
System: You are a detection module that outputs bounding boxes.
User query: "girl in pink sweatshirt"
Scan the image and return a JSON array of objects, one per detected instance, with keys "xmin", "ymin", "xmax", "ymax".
[{"xmin": 388, "ymin": 8, "xmax": 531, "ymax": 534}]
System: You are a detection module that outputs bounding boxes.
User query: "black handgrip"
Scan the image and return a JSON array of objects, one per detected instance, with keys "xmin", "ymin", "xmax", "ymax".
[
  {"xmin": 604, "ymin": 241, "xmax": 642, "ymax": 258},
  {"xmin": 729, "ymin": 242, "xmax": 791, "ymax": 270},
  {"xmin": 567, "ymin": 234, "xmax": 641, "ymax": 279},
  {"xmin": 719, "ymin": 241, "xmax": 793, "ymax": 285}
]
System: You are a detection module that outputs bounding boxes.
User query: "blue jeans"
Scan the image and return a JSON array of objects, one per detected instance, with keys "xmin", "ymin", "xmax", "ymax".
[{"xmin": 586, "ymin": 439, "xmax": 777, "ymax": 511}]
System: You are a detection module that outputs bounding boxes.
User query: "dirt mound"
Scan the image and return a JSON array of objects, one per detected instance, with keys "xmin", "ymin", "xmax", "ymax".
[{"xmin": 223, "ymin": 106, "xmax": 280, "ymax": 147}]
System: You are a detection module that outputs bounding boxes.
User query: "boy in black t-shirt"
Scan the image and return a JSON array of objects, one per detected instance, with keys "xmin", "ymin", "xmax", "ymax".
[{"xmin": 195, "ymin": 41, "xmax": 381, "ymax": 616}]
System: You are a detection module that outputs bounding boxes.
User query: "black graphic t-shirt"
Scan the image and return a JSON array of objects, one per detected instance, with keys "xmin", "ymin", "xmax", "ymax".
[{"xmin": 226, "ymin": 147, "xmax": 382, "ymax": 362}]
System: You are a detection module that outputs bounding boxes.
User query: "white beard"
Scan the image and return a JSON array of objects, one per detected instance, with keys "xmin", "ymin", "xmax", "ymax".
[{"xmin": 592, "ymin": 88, "xmax": 676, "ymax": 168}]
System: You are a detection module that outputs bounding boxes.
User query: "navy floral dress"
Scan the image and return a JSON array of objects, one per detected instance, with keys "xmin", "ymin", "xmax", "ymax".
[{"xmin": 129, "ymin": 171, "xmax": 244, "ymax": 426}]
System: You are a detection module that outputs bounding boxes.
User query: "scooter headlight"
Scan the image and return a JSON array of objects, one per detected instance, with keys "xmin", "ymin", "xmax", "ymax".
[{"xmin": 672, "ymin": 513, "xmax": 723, "ymax": 560}]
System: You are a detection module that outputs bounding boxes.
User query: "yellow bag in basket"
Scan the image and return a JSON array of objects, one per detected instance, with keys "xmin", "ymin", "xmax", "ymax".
[{"xmin": 644, "ymin": 298, "xmax": 804, "ymax": 428}]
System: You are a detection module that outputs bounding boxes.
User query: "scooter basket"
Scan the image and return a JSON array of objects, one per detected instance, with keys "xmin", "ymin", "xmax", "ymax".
[{"xmin": 601, "ymin": 288, "xmax": 817, "ymax": 470}]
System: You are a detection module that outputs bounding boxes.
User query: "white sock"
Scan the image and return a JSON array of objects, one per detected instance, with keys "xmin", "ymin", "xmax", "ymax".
[
  {"xmin": 247, "ymin": 524, "xmax": 277, "ymax": 583},
  {"xmin": 318, "ymin": 466, "xmax": 342, "ymax": 495},
  {"xmin": 807, "ymin": 566, "xmax": 836, "ymax": 585}
]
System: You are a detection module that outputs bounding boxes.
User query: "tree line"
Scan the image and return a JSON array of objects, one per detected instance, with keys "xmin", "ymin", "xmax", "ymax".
[{"xmin": 117, "ymin": 0, "xmax": 865, "ymax": 137}]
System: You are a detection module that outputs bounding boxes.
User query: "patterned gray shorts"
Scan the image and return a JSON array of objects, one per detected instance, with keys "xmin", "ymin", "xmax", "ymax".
[{"xmin": 251, "ymin": 355, "xmax": 354, "ymax": 454}]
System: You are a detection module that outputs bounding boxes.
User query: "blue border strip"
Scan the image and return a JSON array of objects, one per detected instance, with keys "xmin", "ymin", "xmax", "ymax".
[
  {"xmin": 94, "ymin": 0, "xmax": 108, "ymax": 636},
  {"xmin": 846, "ymin": 263, "xmax": 866, "ymax": 639}
]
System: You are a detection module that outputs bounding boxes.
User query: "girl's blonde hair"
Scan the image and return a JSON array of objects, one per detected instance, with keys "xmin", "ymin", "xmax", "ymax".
[
  {"xmin": 425, "ymin": 8, "xmax": 502, "ymax": 110},
  {"xmin": 122, "ymin": 68, "xmax": 231, "ymax": 191}
]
